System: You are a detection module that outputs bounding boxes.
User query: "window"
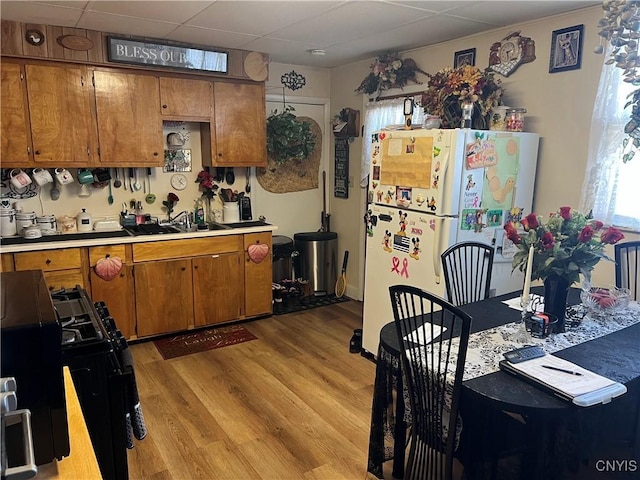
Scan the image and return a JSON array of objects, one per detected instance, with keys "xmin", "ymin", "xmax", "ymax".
[
  {"xmin": 581, "ymin": 49, "xmax": 640, "ymax": 231},
  {"xmin": 360, "ymin": 96, "xmax": 423, "ymax": 187}
]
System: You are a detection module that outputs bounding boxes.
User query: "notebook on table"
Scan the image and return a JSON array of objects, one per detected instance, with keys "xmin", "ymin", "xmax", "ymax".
[{"xmin": 499, "ymin": 353, "xmax": 627, "ymax": 407}]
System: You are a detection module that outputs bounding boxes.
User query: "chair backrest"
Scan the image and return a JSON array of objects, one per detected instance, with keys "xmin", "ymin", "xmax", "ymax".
[
  {"xmin": 615, "ymin": 241, "xmax": 640, "ymax": 301},
  {"xmin": 389, "ymin": 285, "xmax": 472, "ymax": 480},
  {"xmin": 441, "ymin": 241, "xmax": 495, "ymax": 306}
]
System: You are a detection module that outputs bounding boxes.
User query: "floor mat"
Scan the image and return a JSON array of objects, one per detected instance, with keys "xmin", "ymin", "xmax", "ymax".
[
  {"xmin": 153, "ymin": 324, "xmax": 257, "ymax": 360},
  {"xmin": 274, "ymin": 294, "xmax": 350, "ymax": 315}
]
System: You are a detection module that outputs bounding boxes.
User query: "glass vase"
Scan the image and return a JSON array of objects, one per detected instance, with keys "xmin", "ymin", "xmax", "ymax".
[{"xmin": 543, "ymin": 274, "xmax": 570, "ymax": 333}]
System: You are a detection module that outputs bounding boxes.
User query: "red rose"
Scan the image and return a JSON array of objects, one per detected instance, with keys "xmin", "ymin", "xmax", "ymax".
[
  {"xmin": 578, "ymin": 226, "xmax": 594, "ymax": 243},
  {"xmin": 559, "ymin": 207, "xmax": 572, "ymax": 221},
  {"xmin": 524, "ymin": 213, "xmax": 539, "ymax": 230},
  {"xmin": 167, "ymin": 192, "xmax": 179, "ymax": 202},
  {"xmin": 504, "ymin": 222, "xmax": 521, "ymax": 244},
  {"xmin": 591, "ymin": 220, "xmax": 604, "ymax": 231},
  {"xmin": 541, "ymin": 231, "xmax": 555, "ymax": 249},
  {"xmin": 520, "ymin": 218, "xmax": 529, "ymax": 231},
  {"xmin": 600, "ymin": 227, "xmax": 625, "ymax": 244}
]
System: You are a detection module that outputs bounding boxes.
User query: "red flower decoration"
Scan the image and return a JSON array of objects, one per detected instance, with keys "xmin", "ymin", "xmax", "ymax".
[
  {"xmin": 541, "ymin": 231, "xmax": 555, "ymax": 249},
  {"xmin": 600, "ymin": 227, "xmax": 625, "ymax": 244},
  {"xmin": 559, "ymin": 206, "xmax": 572, "ymax": 221},
  {"xmin": 578, "ymin": 226, "xmax": 594, "ymax": 243},
  {"xmin": 524, "ymin": 213, "xmax": 539, "ymax": 230}
]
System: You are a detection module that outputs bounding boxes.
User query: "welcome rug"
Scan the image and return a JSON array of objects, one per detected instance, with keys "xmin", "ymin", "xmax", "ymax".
[{"xmin": 154, "ymin": 325, "xmax": 257, "ymax": 360}]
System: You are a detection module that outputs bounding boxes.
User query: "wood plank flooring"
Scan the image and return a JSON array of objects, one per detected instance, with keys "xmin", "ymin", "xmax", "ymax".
[{"xmin": 127, "ymin": 300, "xmax": 382, "ymax": 480}]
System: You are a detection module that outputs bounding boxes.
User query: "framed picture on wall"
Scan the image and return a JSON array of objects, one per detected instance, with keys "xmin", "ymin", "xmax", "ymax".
[
  {"xmin": 454, "ymin": 48, "xmax": 476, "ymax": 68},
  {"xmin": 549, "ymin": 24, "xmax": 584, "ymax": 73}
]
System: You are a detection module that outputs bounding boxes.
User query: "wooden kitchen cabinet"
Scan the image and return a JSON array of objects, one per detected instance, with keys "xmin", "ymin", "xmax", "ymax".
[
  {"xmin": 134, "ymin": 259, "xmax": 194, "ymax": 337},
  {"xmin": 93, "ymin": 70, "xmax": 163, "ymax": 166},
  {"xmin": 13, "ymin": 248, "xmax": 87, "ymax": 290},
  {"xmin": 88, "ymin": 245, "xmax": 136, "ymax": 340},
  {"xmin": 193, "ymin": 252, "xmax": 242, "ymax": 326},
  {"xmin": 25, "ymin": 63, "xmax": 97, "ymax": 166},
  {"xmin": 160, "ymin": 77, "xmax": 213, "ymax": 119},
  {"xmin": 207, "ymin": 82, "xmax": 267, "ymax": 167},
  {"xmin": 1, "ymin": 62, "xmax": 32, "ymax": 167},
  {"xmin": 244, "ymin": 232, "xmax": 273, "ymax": 317}
]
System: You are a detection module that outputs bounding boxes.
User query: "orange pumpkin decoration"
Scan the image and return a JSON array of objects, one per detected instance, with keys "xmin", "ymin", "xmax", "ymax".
[{"xmin": 95, "ymin": 254, "xmax": 123, "ymax": 281}]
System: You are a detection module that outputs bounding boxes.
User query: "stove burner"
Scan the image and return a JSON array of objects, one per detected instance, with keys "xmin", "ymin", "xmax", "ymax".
[{"xmin": 51, "ymin": 287, "xmax": 104, "ymax": 346}]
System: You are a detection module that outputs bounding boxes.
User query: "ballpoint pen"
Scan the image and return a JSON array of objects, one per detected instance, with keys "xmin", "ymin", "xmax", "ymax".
[{"xmin": 542, "ymin": 365, "xmax": 583, "ymax": 376}]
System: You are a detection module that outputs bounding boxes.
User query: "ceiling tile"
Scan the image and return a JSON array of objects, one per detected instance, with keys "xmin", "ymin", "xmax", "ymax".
[
  {"xmin": 87, "ymin": 0, "xmax": 213, "ymax": 24},
  {"xmin": 169, "ymin": 25, "xmax": 259, "ymax": 49},
  {"xmin": 78, "ymin": 11, "xmax": 180, "ymax": 38},
  {"xmin": 0, "ymin": 1, "xmax": 83, "ymax": 26},
  {"xmin": 186, "ymin": 1, "xmax": 341, "ymax": 36}
]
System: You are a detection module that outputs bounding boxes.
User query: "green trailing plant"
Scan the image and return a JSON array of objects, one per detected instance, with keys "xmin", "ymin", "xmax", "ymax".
[{"xmin": 266, "ymin": 106, "xmax": 317, "ymax": 164}]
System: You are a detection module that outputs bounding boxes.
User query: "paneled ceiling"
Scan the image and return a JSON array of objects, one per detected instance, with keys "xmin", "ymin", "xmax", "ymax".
[{"xmin": 1, "ymin": 1, "xmax": 600, "ymax": 68}]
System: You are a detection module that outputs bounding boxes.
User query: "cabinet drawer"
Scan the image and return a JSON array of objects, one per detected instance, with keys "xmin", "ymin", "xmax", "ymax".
[
  {"xmin": 14, "ymin": 248, "xmax": 82, "ymax": 271},
  {"xmin": 133, "ymin": 235, "xmax": 242, "ymax": 262},
  {"xmin": 43, "ymin": 269, "xmax": 85, "ymax": 291},
  {"xmin": 88, "ymin": 245, "xmax": 129, "ymax": 266}
]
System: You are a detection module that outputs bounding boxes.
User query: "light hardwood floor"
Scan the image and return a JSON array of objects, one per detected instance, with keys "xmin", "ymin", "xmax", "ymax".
[{"xmin": 127, "ymin": 300, "xmax": 381, "ymax": 480}]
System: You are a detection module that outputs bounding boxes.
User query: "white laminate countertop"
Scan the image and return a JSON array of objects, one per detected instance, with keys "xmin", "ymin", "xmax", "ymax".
[{"xmin": 0, "ymin": 225, "xmax": 278, "ymax": 254}]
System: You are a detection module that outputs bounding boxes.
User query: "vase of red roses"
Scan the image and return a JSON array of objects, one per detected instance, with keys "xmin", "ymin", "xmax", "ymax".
[
  {"xmin": 505, "ymin": 207, "xmax": 625, "ymax": 332},
  {"xmin": 195, "ymin": 170, "xmax": 218, "ymax": 223}
]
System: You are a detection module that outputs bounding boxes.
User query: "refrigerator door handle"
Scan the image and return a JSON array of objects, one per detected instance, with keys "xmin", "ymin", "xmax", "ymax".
[
  {"xmin": 432, "ymin": 216, "xmax": 446, "ymax": 285},
  {"xmin": 435, "ymin": 147, "xmax": 451, "ymax": 213}
]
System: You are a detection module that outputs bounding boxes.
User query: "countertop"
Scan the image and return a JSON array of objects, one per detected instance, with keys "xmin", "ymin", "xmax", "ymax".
[
  {"xmin": 0, "ymin": 224, "xmax": 277, "ymax": 254},
  {"xmin": 36, "ymin": 367, "xmax": 101, "ymax": 479}
]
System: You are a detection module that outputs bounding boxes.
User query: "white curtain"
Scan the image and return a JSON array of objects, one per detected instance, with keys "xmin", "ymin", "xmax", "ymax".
[
  {"xmin": 360, "ymin": 97, "xmax": 424, "ymax": 187},
  {"xmin": 580, "ymin": 47, "xmax": 640, "ymax": 230}
]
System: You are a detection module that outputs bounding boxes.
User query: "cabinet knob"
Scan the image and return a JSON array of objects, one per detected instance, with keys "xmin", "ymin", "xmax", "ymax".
[
  {"xmin": 45, "ymin": 259, "xmax": 51, "ymax": 265},
  {"xmin": 194, "ymin": 265, "xmax": 198, "ymax": 270},
  {"xmin": 181, "ymin": 266, "xmax": 186, "ymax": 271},
  {"xmin": 120, "ymin": 273, "xmax": 125, "ymax": 278},
  {"xmin": 35, "ymin": 150, "xmax": 41, "ymax": 155},
  {"xmin": 162, "ymin": 104, "xmax": 167, "ymax": 109},
  {"xmin": 153, "ymin": 152, "xmax": 159, "ymax": 156},
  {"xmin": 218, "ymin": 153, "xmax": 223, "ymax": 157}
]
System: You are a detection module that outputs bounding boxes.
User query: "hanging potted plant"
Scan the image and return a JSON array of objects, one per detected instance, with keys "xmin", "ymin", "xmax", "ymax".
[{"xmin": 266, "ymin": 106, "xmax": 317, "ymax": 164}]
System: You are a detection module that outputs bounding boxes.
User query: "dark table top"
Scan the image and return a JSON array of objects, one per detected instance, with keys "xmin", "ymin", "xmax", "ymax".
[{"xmin": 379, "ymin": 288, "xmax": 640, "ymax": 415}]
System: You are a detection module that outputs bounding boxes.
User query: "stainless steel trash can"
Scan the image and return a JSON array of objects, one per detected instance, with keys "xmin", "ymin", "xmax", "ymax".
[{"xmin": 294, "ymin": 231, "xmax": 338, "ymax": 296}]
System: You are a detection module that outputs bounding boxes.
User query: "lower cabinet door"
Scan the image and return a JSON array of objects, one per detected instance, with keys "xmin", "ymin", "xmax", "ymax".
[
  {"xmin": 90, "ymin": 267, "xmax": 136, "ymax": 340},
  {"xmin": 193, "ymin": 253, "xmax": 242, "ymax": 326},
  {"xmin": 135, "ymin": 259, "xmax": 194, "ymax": 337},
  {"xmin": 244, "ymin": 232, "xmax": 273, "ymax": 317}
]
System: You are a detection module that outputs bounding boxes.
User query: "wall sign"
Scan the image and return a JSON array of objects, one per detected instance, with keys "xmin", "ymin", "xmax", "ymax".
[
  {"xmin": 107, "ymin": 36, "xmax": 228, "ymax": 73},
  {"xmin": 334, "ymin": 138, "xmax": 349, "ymax": 198}
]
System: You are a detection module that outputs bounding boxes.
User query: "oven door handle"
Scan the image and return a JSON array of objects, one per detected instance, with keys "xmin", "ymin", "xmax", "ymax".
[{"xmin": 1, "ymin": 409, "xmax": 37, "ymax": 480}]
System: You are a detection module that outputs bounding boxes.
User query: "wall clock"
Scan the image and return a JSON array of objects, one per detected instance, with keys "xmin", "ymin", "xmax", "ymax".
[
  {"xmin": 170, "ymin": 173, "xmax": 187, "ymax": 191},
  {"xmin": 489, "ymin": 31, "xmax": 536, "ymax": 77}
]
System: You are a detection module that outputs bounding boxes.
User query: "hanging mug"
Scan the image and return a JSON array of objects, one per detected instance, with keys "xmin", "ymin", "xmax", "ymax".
[
  {"xmin": 32, "ymin": 168, "xmax": 54, "ymax": 186},
  {"xmin": 55, "ymin": 168, "xmax": 74, "ymax": 185},
  {"xmin": 77, "ymin": 169, "xmax": 95, "ymax": 185},
  {"xmin": 9, "ymin": 169, "xmax": 32, "ymax": 189}
]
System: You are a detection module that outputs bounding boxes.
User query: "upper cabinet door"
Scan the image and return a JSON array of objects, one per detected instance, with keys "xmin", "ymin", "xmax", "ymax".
[
  {"xmin": 94, "ymin": 70, "xmax": 163, "ymax": 166},
  {"xmin": 160, "ymin": 77, "xmax": 212, "ymax": 119},
  {"xmin": 213, "ymin": 82, "xmax": 266, "ymax": 167},
  {"xmin": 25, "ymin": 64, "xmax": 96, "ymax": 165},
  {"xmin": 1, "ymin": 63, "xmax": 32, "ymax": 167}
]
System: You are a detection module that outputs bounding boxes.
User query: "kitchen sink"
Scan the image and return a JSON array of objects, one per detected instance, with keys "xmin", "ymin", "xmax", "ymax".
[
  {"xmin": 124, "ymin": 224, "xmax": 182, "ymax": 235},
  {"xmin": 0, "ymin": 229, "xmax": 133, "ymax": 245}
]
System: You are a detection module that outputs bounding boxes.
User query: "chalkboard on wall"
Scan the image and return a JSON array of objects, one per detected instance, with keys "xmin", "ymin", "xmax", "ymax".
[{"xmin": 334, "ymin": 138, "xmax": 349, "ymax": 198}]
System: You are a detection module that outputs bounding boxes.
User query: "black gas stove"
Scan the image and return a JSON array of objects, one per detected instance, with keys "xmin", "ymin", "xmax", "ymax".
[{"xmin": 50, "ymin": 286, "xmax": 144, "ymax": 480}]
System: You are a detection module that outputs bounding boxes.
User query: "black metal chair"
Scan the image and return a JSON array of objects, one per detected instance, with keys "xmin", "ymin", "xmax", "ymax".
[
  {"xmin": 389, "ymin": 285, "xmax": 472, "ymax": 480},
  {"xmin": 441, "ymin": 242, "xmax": 495, "ymax": 306},
  {"xmin": 615, "ymin": 240, "xmax": 640, "ymax": 301}
]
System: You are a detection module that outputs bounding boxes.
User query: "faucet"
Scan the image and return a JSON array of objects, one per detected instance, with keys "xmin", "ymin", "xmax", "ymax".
[{"xmin": 171, "ymin": 210, "xmax": 193, "ymax": 230}]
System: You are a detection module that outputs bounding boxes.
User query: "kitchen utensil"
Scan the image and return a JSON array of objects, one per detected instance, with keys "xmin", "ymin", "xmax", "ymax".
[
  {"xmin": 107, "ymin": 180, "xmax": 114, "ymax": 205},
  {"xmin": 335, "ymin": 251, "xmax": 349, "ymax": 297},
  {"xmin": 50, "ymin": 181, "xmax": 60, "ymax": 201},
  {"xmin": 113, "ymin": 168, "xmax": 122, "ymax": 188},
  {"xmin": 32, "ymin": 168, "xmax": 53, "ymax": 186},
  {"xmin": 225, "ymin": 167, "xmax": 235, "ymax": 184},
  {"xmin": 133, "ymin": 169, "xmax": 142, "ymax": 191},
  {"xmin": 167, "ymin": 132, "xmax": 185, "ymax": 147},
  {"xmin": 215, "ymin": 167, "xmax": 224, "ymax": 182},
  {"xmin": 245, "ymin": 167, "xmax": 251, "ymax": 193},
  {"xmin": 129, "ymin": 168, "xmax": 135, "ymax": 192},
  {"xmin": 9, "ymin": 169, "xmax": 32, "ymax": 189}
]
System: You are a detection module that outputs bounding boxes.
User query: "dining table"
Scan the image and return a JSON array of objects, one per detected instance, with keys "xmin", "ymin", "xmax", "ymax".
[{"xmin": 366, "ymin": 287, "xmax": 640, "ymax": 479}]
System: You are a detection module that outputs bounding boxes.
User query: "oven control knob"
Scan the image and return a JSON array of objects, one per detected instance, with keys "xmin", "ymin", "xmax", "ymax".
[{"xmin": 1, "ymin": 391, "xmax": 17, "ymax": 413}]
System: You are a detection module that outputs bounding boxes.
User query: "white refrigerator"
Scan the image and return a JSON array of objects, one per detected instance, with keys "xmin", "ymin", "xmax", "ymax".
[{"xmin": 362, "ymin": 128, "xmax": 539, "ymax": 355}]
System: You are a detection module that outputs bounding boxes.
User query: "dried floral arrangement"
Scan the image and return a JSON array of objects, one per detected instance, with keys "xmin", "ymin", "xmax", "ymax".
[{"xmin": 355, "ymin": 52, "xmax": 427, "ymax": 98}]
